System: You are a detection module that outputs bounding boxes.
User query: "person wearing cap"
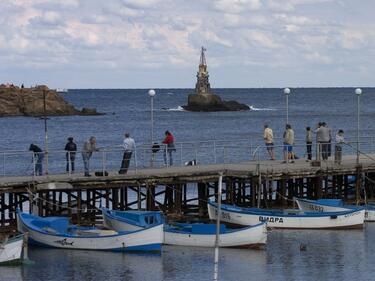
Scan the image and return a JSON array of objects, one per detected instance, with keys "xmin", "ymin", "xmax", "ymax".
[
  {"xmin": 65, "ymin": 137, "xmax": 77, "ymax": 173},
  {"xmin": 263, "ymin": 124, "xmax": 275, "ymax": 160}
]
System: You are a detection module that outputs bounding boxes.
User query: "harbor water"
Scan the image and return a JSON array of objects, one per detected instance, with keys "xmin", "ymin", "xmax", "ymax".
[
  {"xmin": 0, "ymin": 224, "xmax": 373, "ymax": 281},
  {"xmin": 1, "ymin": 88, "xmax": 375, "ymax": 280}
]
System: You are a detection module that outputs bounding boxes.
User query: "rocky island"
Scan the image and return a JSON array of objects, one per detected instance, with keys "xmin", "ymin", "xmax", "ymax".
[
  {"xmin": 182, "ymin": 47, "xmax": 250, "ymax": 112},
  {"xmin": 0, "ymin": 84, "xmax": 102, "ymax": 117}
]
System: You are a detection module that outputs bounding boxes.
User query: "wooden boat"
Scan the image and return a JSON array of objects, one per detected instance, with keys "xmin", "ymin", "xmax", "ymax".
[
  {"xmin": 102, "ymin": 208, "xmax": 164, "ymax": 232},
  {"xmin": 163, "ymin": 222, "xmax": 266, "ymax": 248},
  {"xmin": 17, "ymin": 210, "xmax": 163, "ymax": 252},
  {"xmin": 295, "ymin": 198, "xmax": 375, "ymax": 222},
  {"xmin": 0, "ymin": 235, "xmax": 24, "ymax": 265},
  {"xmin": 207, "ymin": 201, "xmax": 365, "ymax": 229},
  {"xmin": 102, "ymin": 208, "xmax": 267, "ymax": 248}
]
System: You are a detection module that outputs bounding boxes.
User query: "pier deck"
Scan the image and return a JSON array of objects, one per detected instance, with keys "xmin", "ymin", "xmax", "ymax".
[{"xmin": 1, "ymin": 154, "xmax": 375, "ymax": 232}]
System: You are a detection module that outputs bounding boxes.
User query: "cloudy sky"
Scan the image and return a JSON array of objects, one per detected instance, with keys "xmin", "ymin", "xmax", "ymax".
[{"xmin": 0, "ymin": 0, "xmax": 374, "ymax": 88}]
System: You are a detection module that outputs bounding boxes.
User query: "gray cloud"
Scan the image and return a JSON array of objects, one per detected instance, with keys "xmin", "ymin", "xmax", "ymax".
[{"xmin": 0, "ymin": 0, "xmax": 374, "ymax": 88}]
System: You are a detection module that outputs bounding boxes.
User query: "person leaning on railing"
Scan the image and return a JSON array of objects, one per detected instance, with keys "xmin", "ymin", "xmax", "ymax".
[
  {"xmin": 29, "ymin": 143, "xmax": 44, "ymax": 176},
  {"xmin": 162, "ymin": 130, "xmax": 176, "ymax": 166},
  {"xmin": 119, "ymin": 133, "xmax": 136, "ymax": 174},
  {"xmin": 65, "ymin": 137, "xmax": 77, "ymax": 173},
  {"xmin": 81, "ymin": 136, "xmax": 99, "ymax": 177},
  {"xmin": 335, "ymin": 130, "xmax": 345, "ymax": 165}
]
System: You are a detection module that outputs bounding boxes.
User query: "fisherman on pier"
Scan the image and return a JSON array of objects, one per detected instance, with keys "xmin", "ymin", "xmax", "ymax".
[
  {"xmin": 162, "ymin": 131, "xmax": 176, "ymax": 166},
  {"xmin": 29, "ymin": 144, "xmax": 43, "ymax": 176},
  {"xmin": 65, "ymin": 137, "xmax": 77, "ymax": 173},
  {"xmin": 119, "ymin": 133, "xmax": 136, "ymax": 174},
  {"xmin": 81, "ymin": 136, "xmax": 98, "ymax": 177}
]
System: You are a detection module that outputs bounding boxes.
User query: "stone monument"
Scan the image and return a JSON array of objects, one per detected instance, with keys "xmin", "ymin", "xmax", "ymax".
[{"xmin": 183, "ymin": 47, "xmax": 250, "ymax": 112}]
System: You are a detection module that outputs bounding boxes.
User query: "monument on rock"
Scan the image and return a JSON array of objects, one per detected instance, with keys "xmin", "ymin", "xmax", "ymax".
[{"xmin": 182, "ymin": 47, "xmax": 250, "ymax": 112}]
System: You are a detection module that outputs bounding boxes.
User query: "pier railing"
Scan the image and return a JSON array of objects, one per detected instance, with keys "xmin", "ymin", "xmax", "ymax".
[{"xmin": 1, "ymin": 138, "xmax": 374, "ymax": 177}]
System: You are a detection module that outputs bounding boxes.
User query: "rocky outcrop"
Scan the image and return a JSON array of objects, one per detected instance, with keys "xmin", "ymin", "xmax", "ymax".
[
  {"xmin": 0, "ymin": 85, "xmax": 102, "ymax": 117},
  {"xmin": 183, "ymin": 92, "xmax": 250, "ymax": 112}
]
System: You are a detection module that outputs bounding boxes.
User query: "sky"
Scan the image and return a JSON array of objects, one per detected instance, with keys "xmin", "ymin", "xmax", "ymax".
[{"xmin": 0, "ymin": 0, "xmax": 375, "ymax": 89}]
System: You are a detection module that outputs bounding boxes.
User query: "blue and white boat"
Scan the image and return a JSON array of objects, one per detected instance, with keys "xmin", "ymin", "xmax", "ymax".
[
  {"xmin": 295, "ymin": 198, "xmax": 375, "ymax": 222},
  {"xmin": 102, "ymin": 208, "xmax": 267, "ymax": 248},
  {"xmin": 207, "ymin": 201, "xmax": 365, "ymax": 229},
  {"xmin": 17, "ymin": 210, "xmax": 163, "ymax": 252},
  {"xmin": 0, "ymin": 235, "xmax": 24, "ymax": 265}
]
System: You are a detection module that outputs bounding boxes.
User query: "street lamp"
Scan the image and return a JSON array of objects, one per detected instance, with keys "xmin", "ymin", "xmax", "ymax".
[
  {"xmin": 148, "ymin": 89, "xmax": 156, "ymax": 167},
  {"xmin": 148, "ymin": 89, "xmax": 156, "ymax": 144},
  {"xmin": 284, "ymin": 88, "xmax": 291, "ymax": 124},
  {"xmin": 355, "ymin": 88, "xmax": 362, "ymax": 165}
]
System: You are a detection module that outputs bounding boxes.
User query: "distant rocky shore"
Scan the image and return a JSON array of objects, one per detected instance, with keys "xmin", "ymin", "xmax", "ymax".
[{"xmin": 0, "ymin": 85, "xmax": 102, "ymax": 117}]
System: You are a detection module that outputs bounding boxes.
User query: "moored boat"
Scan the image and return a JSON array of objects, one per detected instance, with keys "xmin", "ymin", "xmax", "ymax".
[
  {"xmin": 164, "ymin": 222, "xmax": 267, "ymax": 248},
  {"xmin": 0, "ymin": 235, "xmax": 24, "ymax": 265},
  {"xmin": 102, "ymin": 208, "xmax": 267, "ymax": 248},
  {"xmin": 295, "ymin": 198, "xmax": 375, "ymax": 222},
  {"xmin": 17, "ymin": 210, "xmax": 163, "ymax": 252},
  {"xmin": 207, "ymin": 201, "xmax": 365, "ymax": 229}
]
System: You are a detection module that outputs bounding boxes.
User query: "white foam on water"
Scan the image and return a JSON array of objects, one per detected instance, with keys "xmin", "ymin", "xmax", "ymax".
[
  {"xmin": 249, "ymin": 105, "xmax": 277, "ymax": 111},
  {"xmin": 163, "ymin": 106, "xmax": 186, "ymax": 112}
]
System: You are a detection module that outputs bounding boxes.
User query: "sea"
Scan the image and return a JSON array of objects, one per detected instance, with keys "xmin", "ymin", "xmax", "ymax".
[{"xmin": 1, "ymin": 88, "xmax": 375, "ymax": 280}]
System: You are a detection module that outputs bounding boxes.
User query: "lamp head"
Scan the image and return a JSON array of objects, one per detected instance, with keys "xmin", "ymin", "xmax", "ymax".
[
  {"xmin": 148, "ymin": 89, "xmax": 156, "ymax": 97},
  {"xmin": 284, "ymin": 88, "xmax": 291, "ymax": 95},
  {"xmin": 355, "ymin": 88, "xmax": 362, "ymax": 95}
]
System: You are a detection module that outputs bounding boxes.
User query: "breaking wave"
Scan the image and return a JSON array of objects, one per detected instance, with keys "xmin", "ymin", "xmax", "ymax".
[
  {"xmin": 162, "ymin": 106, "xmax": 186, "ymax": 112},
  {"xmin": 249, "ymin": 105, "xmax": 277, "ymax": 111}
]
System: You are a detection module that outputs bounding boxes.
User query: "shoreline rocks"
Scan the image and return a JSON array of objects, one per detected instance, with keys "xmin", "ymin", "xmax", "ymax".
[{"xmin": 0, "ymin": 85, "xmax": 103, "ymax": 117}]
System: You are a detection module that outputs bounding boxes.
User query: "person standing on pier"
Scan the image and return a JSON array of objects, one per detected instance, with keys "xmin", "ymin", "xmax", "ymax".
[
  {"xmin": 65, "ymin": 137, "xmax": 77, "ymax": 173},
  {"xmin": 305, "ymin": 127, "xmax": 313, "ymax": 161},
  {"xmin": 29, "ymin": 144, "xmax": 44, "ymax": 176},
  {"xmin": 263, "ymin": 124, "xmax": 275, "ymax": 160},
  {"xmin": 282, "ymin": 124, "xmax": 295, "ymax": 163},
  {"xmin": 119, "ymin": 133, "xmax": 136, "ymax": 174},
  {"xmin": 81, "ymin": 136, "xmax": 98, "ymax": 177},
  {"xmin": 335, "ymin": 130, "xmax": 345, "ymax": 165},
  {"xmin": 162, "ymin": 130, "xmax": 176, "ymax": 166}
]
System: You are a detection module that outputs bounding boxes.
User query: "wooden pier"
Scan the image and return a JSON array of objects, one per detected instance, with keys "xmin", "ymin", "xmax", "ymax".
[{"xmin": 1, "ymin": 154, "xmax": 375, "ymax": 233}]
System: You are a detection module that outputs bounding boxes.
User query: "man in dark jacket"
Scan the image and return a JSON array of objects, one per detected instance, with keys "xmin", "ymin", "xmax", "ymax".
[
  {"xmin": 29, "ymin": 144, "xmax": 43, "ymax": 176},
  {"xmin": 65, "ymin": 137, "xmax": 77, "ymax": 173}
]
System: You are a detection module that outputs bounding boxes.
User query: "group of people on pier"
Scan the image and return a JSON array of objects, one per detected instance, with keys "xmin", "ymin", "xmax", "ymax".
[
  {"xmin": 263, "ymin": 122, "xmax": 345, "ymax": 164},
  {"xmin": 29, "ymin": 130, "xmax": 175, "ymax": 176}
]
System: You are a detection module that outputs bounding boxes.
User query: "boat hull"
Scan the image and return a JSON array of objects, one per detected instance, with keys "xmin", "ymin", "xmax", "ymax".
[
  {"xmin": 103, "ymin": 209, "xmax": 267, "ymax": 248},
  {"xmin": 0, "ymin": 236, "xmax": 23, "ymax": 265},
  {"xmin": 207, "ymin": 201, "xmax": 365, "ymax": 229},
  {"xmin": 296, "ymin": 198, "xmax": 375, "ymax": 222},
  {"xmin": 17, "ymin": 211, "xmax": 162, "ymax": 252},
  {"xmin": 164, "ymin": 223, "xmax": 267, "ymax": 248}
]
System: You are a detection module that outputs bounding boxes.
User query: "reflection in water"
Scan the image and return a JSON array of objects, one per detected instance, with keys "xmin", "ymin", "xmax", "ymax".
[
  {"xmin": 0, "ymin": 266, "xmax": 23, "ymax": 281},
  {"xmin": 3, "ymin": 225, "xmax": 374, "ymax": 281}
]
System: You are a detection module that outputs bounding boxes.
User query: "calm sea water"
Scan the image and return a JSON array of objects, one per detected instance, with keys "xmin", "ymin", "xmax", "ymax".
[
  {"xmin": 1, "ymin": 88, "xmax": 375, "ymax": 175},
  {"xmin": 1, "ymin": 224, "xmax": 373, "ymax": 281},
  {"xmin": 1, "ymin": 88, "xmax": 375, "ymax": 280}
]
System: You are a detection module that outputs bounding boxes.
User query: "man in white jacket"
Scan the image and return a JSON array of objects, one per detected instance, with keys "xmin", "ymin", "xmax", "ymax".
[{"xmin": 119, "ymin": 133, "xmax": 136, "ymax": 174}]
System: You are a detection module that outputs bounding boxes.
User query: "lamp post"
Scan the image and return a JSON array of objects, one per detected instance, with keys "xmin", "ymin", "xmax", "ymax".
[
  {"xmin": 43, "ymin": 90, "xmax": 49, "ymax": 175},
  {"xmin": 284, "ymin": 88, "xmax": 291, "ymax": 124},
  {"xmin": 148, "ymin": 89, "xmax": 156, "ymax": 166},
  {"xmin": 148, "ymin": 89, "xmax": 156, "ymax": 144},
  {"xmin": 355, "ymin": 88, "xmax": 362, "ymax": 165}
]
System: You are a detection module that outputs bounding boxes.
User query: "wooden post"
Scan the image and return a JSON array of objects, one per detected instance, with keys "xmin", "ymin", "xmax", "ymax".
[
  {"xmin": 198, "ymin": 182, "xmax": 207, "ymax": 217},
  {"xmin": 174, "ymin": 184, "xmax": 182, "ymax": 215}
]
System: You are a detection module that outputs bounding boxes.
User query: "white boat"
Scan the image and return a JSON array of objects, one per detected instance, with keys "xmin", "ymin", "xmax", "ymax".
[
  {"xmin": 102, "ymin": 208, "xmax": 267, "ymax": 248},
  {"xmin": 163, "ymin": 222, "xmax": 266, "ymax": 248},
  {"xmin": 295, "ymin": 198, "xmax": 375, "ymax": 222},
  {"xmin": 207, "ymin": 201, "xmax": 365, "ymax": 229},
  {"xmin": 0, "ymin": 235, "xmax": 24, "ymax": 265},
  {"xmin": 17, "ymin": 210, "xmax": 163, "ymax": 252}
]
